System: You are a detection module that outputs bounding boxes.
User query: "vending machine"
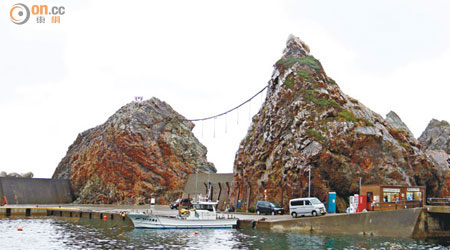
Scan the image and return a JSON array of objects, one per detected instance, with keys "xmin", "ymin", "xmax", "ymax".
[{"xmin": 356, "ymin": 195, "xmax": 367, "ymax": 212}]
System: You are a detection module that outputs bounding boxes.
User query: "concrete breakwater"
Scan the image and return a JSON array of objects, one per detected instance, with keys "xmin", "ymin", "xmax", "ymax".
[
  {"xmin": 0, "ymin": 177, "xmax": 73, "ymax": 204},
  {"xmin": 0, "ymin": 206, "xmax": 134, "ymax": 229}
]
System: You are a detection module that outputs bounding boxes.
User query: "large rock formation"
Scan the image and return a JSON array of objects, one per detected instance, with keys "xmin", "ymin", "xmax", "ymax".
[
  {"xmin": 231, "ymin": 35, "xmax": 445, "ymax": 212},
  {"xmin": 53, "ymin": 98, "xmax": 215, "ymax": 204},
  {"xmin": 419, "ymin": 119, "xmax": 450, "ymax": 195}
]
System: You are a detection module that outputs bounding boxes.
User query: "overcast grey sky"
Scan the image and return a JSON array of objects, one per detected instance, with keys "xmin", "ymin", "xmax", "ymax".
[{"xmin": 1, "ymin": 0, "xmax": 449, "ymax": 178}]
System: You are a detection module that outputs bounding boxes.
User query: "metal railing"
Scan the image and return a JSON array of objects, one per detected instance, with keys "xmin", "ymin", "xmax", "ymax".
[
  {"xmin": 427, "ymin": 198, "xmax": 450, "ymax": 206},
  {"xmin": 372, "ymin": 200, "xmax": 423, "ymax": 211}
]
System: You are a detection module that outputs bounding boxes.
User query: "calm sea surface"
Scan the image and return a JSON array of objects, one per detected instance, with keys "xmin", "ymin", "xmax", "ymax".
[{"xmin": 0, "ymin": 217, "xmax": 449, "ymax": 250}]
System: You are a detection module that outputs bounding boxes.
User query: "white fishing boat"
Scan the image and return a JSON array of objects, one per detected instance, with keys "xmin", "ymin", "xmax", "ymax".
[{"xmin": 128, "ymin": 201, "xmax": 238, "ymax": 229}]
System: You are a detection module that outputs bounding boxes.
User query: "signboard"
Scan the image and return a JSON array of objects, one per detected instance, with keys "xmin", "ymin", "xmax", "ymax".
[
  {"xmin": 407, "ymin": 188, "xmax": 420, "ymax": 192},
  {"xmin": 383, "ymin": 188, "xmax": 400, "ymax": 193}
]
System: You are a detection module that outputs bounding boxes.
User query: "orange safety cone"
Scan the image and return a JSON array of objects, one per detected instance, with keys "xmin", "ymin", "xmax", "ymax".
[
  {"xmin": 17, "ymin": 227, "xmax": 23, "ymax": 231},
  {"xmin": 103, "ymin": 215, "xmax": 107, "ymax": 221}
]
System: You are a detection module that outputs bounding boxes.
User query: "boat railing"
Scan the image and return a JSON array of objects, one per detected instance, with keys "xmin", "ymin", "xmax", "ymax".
[{"xmin": 372, "ymin": 199, "xmax": 423, "ymax": 211}]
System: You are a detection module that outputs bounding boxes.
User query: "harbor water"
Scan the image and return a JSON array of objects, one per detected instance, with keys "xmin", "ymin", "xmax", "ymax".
[{"xmin": 0, "ymin": 217, "xmax": 449, "ymax": 249}]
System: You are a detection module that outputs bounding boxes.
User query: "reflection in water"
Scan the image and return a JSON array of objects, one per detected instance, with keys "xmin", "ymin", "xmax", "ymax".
[{"xmin": 0, "ymin": 218, "xmax": 449, "ymax": 250}]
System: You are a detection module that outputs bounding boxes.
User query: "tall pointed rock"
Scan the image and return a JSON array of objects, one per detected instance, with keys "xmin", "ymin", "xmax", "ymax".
[{"xmin": 231, "ymin": 35, "xmax": 444, "ymax": 212}]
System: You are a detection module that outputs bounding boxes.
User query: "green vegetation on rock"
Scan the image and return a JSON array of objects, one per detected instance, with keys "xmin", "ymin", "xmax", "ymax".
[
  {"xmin": 303, "ymin": 89, "xmax": 339, "ymax": 108},
  {"xmin": 338, "ymin": 110, "xmax": 358, "ymax": 122},
  {"xmin": 297, "ymin": 69, "xmax": 313, "ymax": 82},
  {"xmin": 338, "ymin": 109, "xmax": 374, "ymax": 126},
  {"xmin": 306, "ymin": 128, "xmax": 328, "ymax": 144},
  {"xmin": 276, "ymin": 56, "xmax": 321, "ymax": 70},
  {"xmin": 284, "ymin": 78, "xmax": 295, "ymax": 90},
  {"xmin": 360, "ymin": 117, "xmax": 374, "ymax": 126}
]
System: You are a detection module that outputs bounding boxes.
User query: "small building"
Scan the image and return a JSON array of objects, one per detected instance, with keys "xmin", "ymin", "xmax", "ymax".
[{"xmin": 360, "ymin": 184, "xmax": 425, "ymax": 211}]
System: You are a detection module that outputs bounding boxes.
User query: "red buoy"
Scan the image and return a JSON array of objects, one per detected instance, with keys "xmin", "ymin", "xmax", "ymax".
[
  {"xmin": 194, "ymin": 231, "xmax": 199, "ymax": 235},
  {"xmin": 17, "ymin": 227, "xmax": 23, "ymax": 231}
]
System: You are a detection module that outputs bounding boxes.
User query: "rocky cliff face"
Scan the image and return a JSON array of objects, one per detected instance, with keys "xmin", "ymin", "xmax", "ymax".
[
  {"xmin": 419, "ymin": 119, "xmax": 450, "ymax": 154},
  {"xmin": 53, "ymin": 98, "xmax": 215, "ymax": 204},
  {"xmin": 231, "ymin": 35, "xmax": 444, "ymax": 212},
  {"xmin": 385, "ymin": 111, "xmax": 415, "ymax": 141},
  {"xmin": 419, "ymin": 119, "xmax": 450, "ymax": 194}
]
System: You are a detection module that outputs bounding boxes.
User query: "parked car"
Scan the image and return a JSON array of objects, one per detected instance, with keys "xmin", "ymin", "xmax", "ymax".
[
  {"xmin": 289, "ymin": 197, "xmax": 326, "ymax": 217},
  {"xmin": 256, "ymin": 201, "xmax": 284, "ymax": 215},
  {"xmin": 170, "ymin": 199, "xmax": 181, "ymax": 209},
  {"xmin": 170, "ymin": 198, "xmax": 192, "ymax": 209}
]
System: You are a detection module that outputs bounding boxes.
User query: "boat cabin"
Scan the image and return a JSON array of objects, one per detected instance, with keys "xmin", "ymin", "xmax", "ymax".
[
  {"xmin": 193, "ymin": 202, "xmax": 216, "ymax": 212},
  {"xmin": 179, "ymin": 201, "xmax": 218, "ymax": 220},
  {"xmin": 360, "ymin": 184, "xmax": 426, "ymax": 211}
]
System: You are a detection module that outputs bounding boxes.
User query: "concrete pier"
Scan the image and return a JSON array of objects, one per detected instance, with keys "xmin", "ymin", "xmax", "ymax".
[
  {"xmin": 1, "ymin": 205, "xmax": 449, "ymax": 238},
  {"xmin": 252, "ymin": 206, "xmax": 450, "ymax": 238}
]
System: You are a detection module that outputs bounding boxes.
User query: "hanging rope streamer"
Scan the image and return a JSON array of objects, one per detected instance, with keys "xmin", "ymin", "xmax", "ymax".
[
  {"xmin": 213, "ymin": 117, "xmax": 216, "ymax": 138},
  {"xmin": 225, "ymin": 113, "xmax": 227, "ymax": 133},
  {"xmin": 248, "ymin": 101, "xmax": 251, "ymax": 120},
  {"xmin": 261, "ymin": 88, "xmax": 265, "ymax": 105}
]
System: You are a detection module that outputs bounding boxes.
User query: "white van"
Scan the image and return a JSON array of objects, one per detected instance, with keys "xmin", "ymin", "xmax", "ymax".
[{"xmin": 289, "ymin": 197, "xmax": 327, "ymax": 217}]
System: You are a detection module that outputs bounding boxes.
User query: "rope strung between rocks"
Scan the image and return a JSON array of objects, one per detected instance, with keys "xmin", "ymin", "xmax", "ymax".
[
  {"xmin": 146, "ymin": 84, "xmax": 269, "ymax": 129},
  {"xmin": 186, "ymin": 84, "xmax": 269, "ymax": 122}
]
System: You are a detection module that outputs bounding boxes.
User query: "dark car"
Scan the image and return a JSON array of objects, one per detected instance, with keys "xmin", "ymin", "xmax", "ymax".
[
  {"xmin": 256, "ymin": 201, "xmax": 284, "ymax": 215},
  {"xmin": 170, "ymin": 198, "xmax": 192, "ymax": 209}
]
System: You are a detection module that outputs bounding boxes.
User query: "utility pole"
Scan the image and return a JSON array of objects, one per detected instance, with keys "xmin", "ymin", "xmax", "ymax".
[
  {"xmin": 308, "ymin": 165, "xmax": 311, "ymax": 197},
  {"xmin": 195, "ymin": 166, "xmax": 198, "ymax": 200},
  {"xmin": 359, "ymin": 177, "xmax": 362, "ymax": 194}
]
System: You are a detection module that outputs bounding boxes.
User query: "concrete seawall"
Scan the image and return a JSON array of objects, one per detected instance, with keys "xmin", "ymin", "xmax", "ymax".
[
  {"xmin": 255, "ymin": 207, "xmax": 450, "ymax": 238},
  {"xmin": 0, "ymin": 206, "xmax": 134, "ymax": 228},
  {"xmin": 0, "ymin": 177, "xmax": 73, "ymax": 204}
]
